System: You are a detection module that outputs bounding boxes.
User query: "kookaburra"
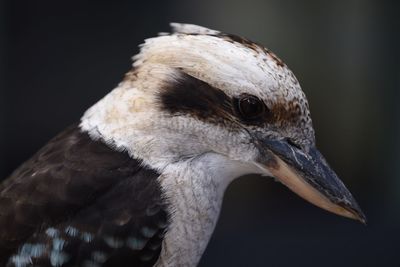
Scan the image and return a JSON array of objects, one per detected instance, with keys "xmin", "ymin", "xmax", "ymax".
[{"xmin": 0, "ymin": 23, "xmax": 365, "ymax": 267}]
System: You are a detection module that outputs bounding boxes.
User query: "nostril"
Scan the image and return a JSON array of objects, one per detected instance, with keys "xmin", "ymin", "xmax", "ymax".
[{"xmin": 286, "ymin": 138, "xmax": 302, "ymax": 150}]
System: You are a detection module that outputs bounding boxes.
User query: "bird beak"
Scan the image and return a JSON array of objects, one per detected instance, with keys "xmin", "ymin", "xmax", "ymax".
[{"xmin": 255, "ymin": 139, "xmax": 366, "ymax": 223}]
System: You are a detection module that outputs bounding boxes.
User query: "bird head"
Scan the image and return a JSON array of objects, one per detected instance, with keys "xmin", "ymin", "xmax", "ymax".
[{"xmin": 81, "ymin": 23, "xmax": 365, "ymax": 223}]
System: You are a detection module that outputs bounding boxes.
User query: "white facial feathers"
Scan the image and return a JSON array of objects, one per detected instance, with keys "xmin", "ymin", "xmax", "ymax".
[
  {"xmin": 80, "ymin": 23, "xmax": 314, "ymax": 171},
  {"xmin": 134, "ymin": 23, "xmax": 313, "ymax": 141},
  {"xmin": 134, "ymin": 24, "xmax": 292, "ymax": 102}
]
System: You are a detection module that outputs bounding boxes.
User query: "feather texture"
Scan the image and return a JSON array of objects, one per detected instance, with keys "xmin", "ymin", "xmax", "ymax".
[{"xmin": 0, "ymin": 124, "xmax": 168, "ymax": 267}]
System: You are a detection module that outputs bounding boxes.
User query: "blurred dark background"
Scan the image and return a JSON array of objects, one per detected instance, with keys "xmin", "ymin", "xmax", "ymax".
[{"xmin": 1, "ymin": 0, "xmax": 399, "ymax": 266}]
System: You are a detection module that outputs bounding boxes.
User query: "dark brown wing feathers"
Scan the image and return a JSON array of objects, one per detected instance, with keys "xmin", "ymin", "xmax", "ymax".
[{"xmin": 0, "ymin": 124, "xmax": 168, "ymax": 267}]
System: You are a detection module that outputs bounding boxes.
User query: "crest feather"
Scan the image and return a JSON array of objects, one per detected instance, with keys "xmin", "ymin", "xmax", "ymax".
[{"xmin": 169, "ymin": 23, "xmax": 220, "ymax": 35}]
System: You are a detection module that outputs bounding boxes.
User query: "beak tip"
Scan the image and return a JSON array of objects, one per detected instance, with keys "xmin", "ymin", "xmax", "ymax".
[
  {"xmin": 355, "ymin": 215, "xmax": 367, "ymax": 225},
  {"xmin": 357, "ymin": 211, "xmax": 367, "ymax": 225},
  {"xmin": 346, "ymin": 203, "xmax": 367, "ymax": 225}
]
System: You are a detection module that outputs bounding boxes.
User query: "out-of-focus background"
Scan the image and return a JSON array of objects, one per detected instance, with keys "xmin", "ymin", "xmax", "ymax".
[{"xmin": 1, "ymin": 0, "xmax": 399, "ymax": 266}]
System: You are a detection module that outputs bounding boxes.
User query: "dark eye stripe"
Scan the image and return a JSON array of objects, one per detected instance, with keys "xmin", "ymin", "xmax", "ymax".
[
  {"xmin": 158, "ymin": 70, "xmax": 274, "ymax": 126},
  {"xmin": 158, "ymin": 70, "xmax": 233, "ymax": 124}
]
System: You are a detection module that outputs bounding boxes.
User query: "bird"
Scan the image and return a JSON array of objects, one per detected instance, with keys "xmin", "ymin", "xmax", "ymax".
[{"xmin": 0, "ymin": 23, "xmax": 366, "ymax": 267}]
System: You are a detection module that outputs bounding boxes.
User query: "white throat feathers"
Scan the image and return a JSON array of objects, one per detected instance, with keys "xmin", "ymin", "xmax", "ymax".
[{"xmin": 155, "ymin": 153, "xmax": 263, "ymax": 266}]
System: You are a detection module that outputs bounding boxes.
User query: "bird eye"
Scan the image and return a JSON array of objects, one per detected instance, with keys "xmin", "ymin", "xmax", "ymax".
[{"xmin": 236, "ymin": 94, "xmax": 266, "ymax": 120}]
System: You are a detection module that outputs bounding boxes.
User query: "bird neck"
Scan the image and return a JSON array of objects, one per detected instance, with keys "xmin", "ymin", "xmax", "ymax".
[{"xmin": 155, "ymin": 153, "xmax": 256, "ymax": 267}]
